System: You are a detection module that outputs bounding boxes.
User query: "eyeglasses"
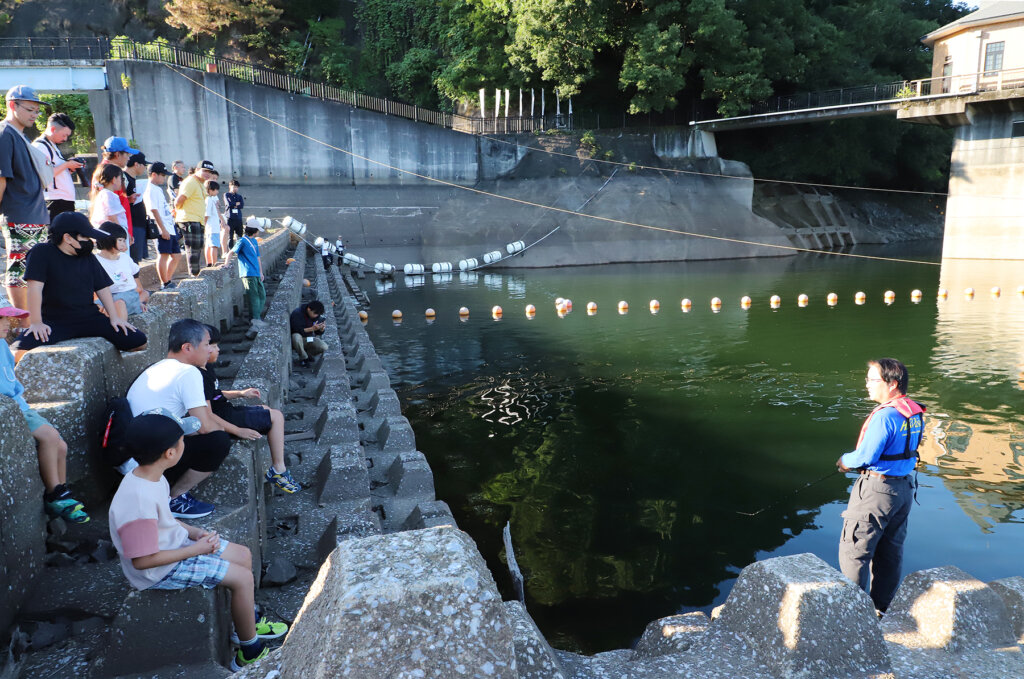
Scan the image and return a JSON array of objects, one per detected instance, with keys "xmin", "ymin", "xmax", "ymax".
[{"xmin": 13, "ymin": 102, "xmax": 40, "ymax": 115}]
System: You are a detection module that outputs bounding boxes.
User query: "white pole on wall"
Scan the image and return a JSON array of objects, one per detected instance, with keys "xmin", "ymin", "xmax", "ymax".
[
  {"xmin": 479, "ymin": 88, "xmax": 486, "ymax": 118},
  {"xmin": 495, "ymin": 89, "xmax": 501, "ymax": 119},
  {"xmin": 504, "ymin": 89, "xmax": 510, "ymax": 117},
  {"xmin": 531, "ymin": 89, "xmax": 535, "ymax": 117},
  {"xmin": 519, "ymin": 89, "xmax": 523, "ymax": 117},
  {"xmin": 541, "ymin": 89, "xmax": 545, "ymax": 118}
]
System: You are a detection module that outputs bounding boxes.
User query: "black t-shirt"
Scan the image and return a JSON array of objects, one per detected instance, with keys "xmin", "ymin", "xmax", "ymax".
[
  {"xmin": 289, "ymin": 305, "xmax": 325, "ymax": 336},
  {"xmin": 224, "ymin": 192, "xmax": 244, "ymax": 223},
  {"xmin": 200, "ymin": 365, "xmax": 232, "ymax": 418},
  {"xmin": 24, "ymin": 242, "xmax": 113, "ymax": 324}
]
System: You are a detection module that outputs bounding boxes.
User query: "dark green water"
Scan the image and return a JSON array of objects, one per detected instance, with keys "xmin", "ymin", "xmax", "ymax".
[{"xmin": 362, "ymin": 244, "xmax": 1024, "ymax": 653}]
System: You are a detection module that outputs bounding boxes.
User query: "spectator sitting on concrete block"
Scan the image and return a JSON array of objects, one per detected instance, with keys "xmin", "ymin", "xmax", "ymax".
[
  {"xmin": 231, "ymin": 217, "xmax": 265, "ymax": 329},
  {"xmin": 94, "ymin": 222, "xmax": 149, "ymax": 317},
  {"xmin": 10, "ymin": 211, "xmax": 148, "ymax": 361},
  {"xmin": 201, "ymin": 324, "xmax": 300, "ymax": 494},
  {"xmin": 290, "ymin": 300, "xmax": 327, "ymax": 368},
  {"xmin": 108, "ymin": 409, "xmax": 288, "ymax": 672},
  {"xmin": 126, "ymin": 319, "xmax": 231, "ymax": 520},
  {"xmin": 0, "ymin": 297, "xmax": 89, "ymax": 523}
]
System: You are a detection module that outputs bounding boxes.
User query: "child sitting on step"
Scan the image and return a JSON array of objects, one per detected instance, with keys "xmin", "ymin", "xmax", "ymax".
[
  {"xmin": 108, "ymin": 409, "xmax": 288, "ymax": 671},
  {"xmin": 94, "ymin": 222, "xmax": 149, "ymax": 317},
  {"xmin": 0, "ymin": 297, "xmax": 89, "ymax": 523}
]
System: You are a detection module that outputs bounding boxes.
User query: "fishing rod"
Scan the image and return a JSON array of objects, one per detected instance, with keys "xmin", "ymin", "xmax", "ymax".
[{"xmin": 735, "ymin": 469, "xmax": 843, "ymax": 517}]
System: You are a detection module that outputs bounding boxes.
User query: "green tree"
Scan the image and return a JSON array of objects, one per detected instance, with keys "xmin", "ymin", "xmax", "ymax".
[
  {"xmin": 165, "ymin": 0, "xmax": 282, "ymax": 38},
  {"xmin": 619, "ymin": 22, "xmax": 690, "ymax": 113}
]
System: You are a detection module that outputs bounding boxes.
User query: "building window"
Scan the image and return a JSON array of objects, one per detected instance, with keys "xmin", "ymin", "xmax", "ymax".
[
  {"xmin": 942, "ymin": 62, "xmax": 953, "ymax": 93},
  {"xmin": 984, "ymin": 42, "xmax": 1004, "ymax": 75},
  {"xmin": 1013, "ymin": 121, "xmax": 1024, "ymax": 138}
]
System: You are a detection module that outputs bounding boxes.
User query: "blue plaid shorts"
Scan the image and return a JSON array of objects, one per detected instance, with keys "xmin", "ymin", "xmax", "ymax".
[{"xmin": 150, "ymin": 538, "xmax": 230, "ymax": 590}]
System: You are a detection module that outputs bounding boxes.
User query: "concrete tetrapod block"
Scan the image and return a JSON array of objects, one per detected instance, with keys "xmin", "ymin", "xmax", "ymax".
[
  {"xmin": 385, "ymin": 451, "xmax": 436, "ymax": 498},
  {"xmin": 316, "ymin": 400, "xmax": 361, "ymax": 446},
  {"xmin": 632, "ymin": 611, "xmax": 711, "ymax": 659},
  {"xmin": 280, "ymin": 526, "xmax": 515, "ymax": 678},
  {"xmin": 882, "ymin": 566, "xmax": 1016, "ymax": 652},
  {"xmin": 373, "ymin": 415, "xmax": 418, "ymax": 453},
  {"xmin": 315, "ymin": 443, "xmax": 370, "ymax": 506},
  {"xmin": 401, "ymin": 501, "xmax": 457, "ymax": 531},
  {"xmin": 94, "ymin": 586, "xmax": 231, "ymax": 677},
  {"xmin": 503, "ymin": 600, "xmax": 568, "ymax": 679},
  {"xmin": 0, "ymin": 397, "xmax": 47, "ymax": 633},
  {"xmin": 989, "ymin": 576, "xmax": 1024, "ymax": 644},
  {"xmin": 713, "ymin": 552, "xmax": 891, "ymax": 678},
  {"xmin": 315, "ymin": 507, "xmax": 382, "ymax": 564}
]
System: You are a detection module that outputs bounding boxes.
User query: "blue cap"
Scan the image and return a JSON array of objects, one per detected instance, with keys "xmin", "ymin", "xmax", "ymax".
[
  {"xmin": 5, "ymin": 85, "xmax": 43, "ymax": 104},
  {"xmin": 102, "ymin": 136, "xmax": 139, "ymax": 155}
]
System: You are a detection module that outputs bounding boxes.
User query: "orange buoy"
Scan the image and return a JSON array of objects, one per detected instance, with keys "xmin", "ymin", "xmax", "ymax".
[
  {"xmin": 649, "ymin": 299, "xmax": 660, "ymax": 313},
  {"xmin": 554, "ymin": 297, "xmax": 564, "ymax": 307},
  {"xmin": 991, "ymin": 286, "xmax": 1001, "ymax": 297},
  {"xmin": 302, "ymin": 278, "xmax": 311, "ymax": 287},
  {"xmin": 425, "ymin": 308, "xmax": 436, "ymax": 318},
  {"xmin": 1017, "ymin": 285, "xmax": 1024, "ymax": 295},
  {"xmin": 525, "ymin": 304, "xmax": 536, "ymax": 315},
  {"xmin": 769, "ymin": 295, "xmax": 781, "ymax": 306},
  {"xmin": 681, "ymin": 298, "xmax": 692, "ymax": 312},
  {"xmin": 964, "ymin": 287, "xmax": 975, "ymax": 298},
  {"xmin": 391, "ymin": 310, "xmax": 402, "ymax": 320},
  {"xmin": 937, "ymin": 288, "xmax": 948, "ymax": 300},
  {"xmin": 797, "ymin": 294, "xmax": 809, "ymax": 307},
  {"xmin": 565, "ymin": 299, "xmax": 573, "ymax": 311},
  {"xmin": 286, "ymin": 258, "xmax": 296, "ymax": 264},
  {"xmin": 827, "ymin": 292, "xmax": 838, "ymax": 307},
  {"xmin": 855, "ymin": 291, "xmax": 866, "ymax": 305},
  {"xmin": 459, "ymin": 306, "xmax": 470, "ymax": 317},
  {"xmin": 492, "ymin": 305, "xmax": 503, "ymax": 317},
  {"xmin": 586, "ymin": 301, "xmax": 597, "ymax": 313},
  {"xmin": 618, "ymin": 301, "xmax": 629, "ymax": 314},
  {"xmin": 710, "ymin": 297, "xmax": 722, "ymax": 309},
  {"xmin": 740, "ymin": 296, "xmax": 752, "ymax": 309},
  {"xmin": 910, "ymin": 289, "xmax": 922, "ymax": 303},
  {"xmin": 358, "ymin": 310, "xmax": 368, "ymax": 321}
]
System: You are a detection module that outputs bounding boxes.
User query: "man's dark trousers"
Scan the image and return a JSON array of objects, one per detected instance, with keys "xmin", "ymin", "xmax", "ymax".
[{"xmin": 838, "ymin": 473, "xmax": 913, "ymax": 612}]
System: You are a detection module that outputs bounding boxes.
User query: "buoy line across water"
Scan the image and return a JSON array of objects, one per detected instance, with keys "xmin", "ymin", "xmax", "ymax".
[{"xmin": 369, "ymin": 285, "xmax": 1021, "ymax": 325}]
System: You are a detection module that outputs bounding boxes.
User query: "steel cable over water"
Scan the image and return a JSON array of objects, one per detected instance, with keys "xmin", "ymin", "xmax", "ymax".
[{"xmin": 164, "ymin": 64, "xmax": 943, "ymax": 268}]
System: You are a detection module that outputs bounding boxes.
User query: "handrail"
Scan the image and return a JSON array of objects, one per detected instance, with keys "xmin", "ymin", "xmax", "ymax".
[{"xmin": 709, "ymin": 66, "xmax": 1024, "ymax": 122}]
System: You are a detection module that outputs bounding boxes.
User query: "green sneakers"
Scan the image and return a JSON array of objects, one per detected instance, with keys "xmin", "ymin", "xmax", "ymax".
[
  {"xmin": 230, "ymin": 641, "xmax": 268, "ymax": 672},
  {"xmin": 45, "ymin": 496, "xmax": 90, "ymax": 524}
]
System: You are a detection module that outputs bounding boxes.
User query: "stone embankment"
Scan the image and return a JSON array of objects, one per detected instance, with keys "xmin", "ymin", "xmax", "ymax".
[{"xmin": 3, "ymin": 235, "xmax": 1022, "ymax": 678}]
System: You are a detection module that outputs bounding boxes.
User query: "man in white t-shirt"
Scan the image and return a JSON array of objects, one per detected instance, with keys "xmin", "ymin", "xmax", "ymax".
[
  {"xmin": 126, "ymin": 318, "xmax": 231, "ymax": 519},
  {"xmin": 142, "ymin": 162, "xmax": 181, "ymax": 289},
  {"xmin": 32, "ymin": 112, "xmax": 83, "ymax": 221}
]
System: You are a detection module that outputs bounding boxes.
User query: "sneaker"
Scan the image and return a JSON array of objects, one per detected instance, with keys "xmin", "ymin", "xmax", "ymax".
[
  {"xmin": 230, "ymin": 617, "xmax": 289, "ymax": 644},
  {"xmin": 168, "ymin": 492, "xmax": 215, "ymax": 519},
  {"xmin": 45, "ymin": 496, "xmax": 90, "ymax": 524},
  {"xmin": 265, "ymin": 468, "xmax": 300, "ymax": 494},
  {"xmin": 162, "ymin": 281, "xmax": 177, "ymax": 290},
  {"xmin": 230, "ymin": 641, "xmax": 269, "ymax": 672}
]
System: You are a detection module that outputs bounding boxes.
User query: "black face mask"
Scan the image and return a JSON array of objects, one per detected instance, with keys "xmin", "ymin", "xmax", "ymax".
[{"xmin": 73, "ymin": 238, "xmax": 94, "ymax": 257}]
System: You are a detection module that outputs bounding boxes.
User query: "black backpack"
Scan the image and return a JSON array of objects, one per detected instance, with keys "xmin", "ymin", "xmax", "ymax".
[{"xmin": 101, "ymin": 398, "xmax": 134, "ymax": 467}]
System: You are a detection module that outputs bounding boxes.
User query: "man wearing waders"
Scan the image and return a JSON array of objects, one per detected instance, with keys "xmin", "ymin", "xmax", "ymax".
[{"xmin": 837, "ymin": 357, "xmax": 923, "ymax": 613}]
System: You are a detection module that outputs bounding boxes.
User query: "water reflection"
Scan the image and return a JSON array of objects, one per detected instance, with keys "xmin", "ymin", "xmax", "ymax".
[{"xmin": 365, "ymin": 248, "xmax": 1024, "ymax": 653}]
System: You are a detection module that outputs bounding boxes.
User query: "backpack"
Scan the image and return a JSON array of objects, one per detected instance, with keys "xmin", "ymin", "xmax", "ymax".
[{"xmin": 101, "ymin": 397, "xmax": 134, "ymax": 467}]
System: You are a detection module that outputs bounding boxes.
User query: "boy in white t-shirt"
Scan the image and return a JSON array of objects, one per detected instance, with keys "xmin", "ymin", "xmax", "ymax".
[
  {"xmin": 203, "ymin": 180, "xmax": 224, "ymax": 267},
  {"xmin": 94, "ymin": 222, "xmax": 149, "ymax": 316},
  {"xmin": 108, "ymin": 409, "xmax": 288, "ymax": 671}
]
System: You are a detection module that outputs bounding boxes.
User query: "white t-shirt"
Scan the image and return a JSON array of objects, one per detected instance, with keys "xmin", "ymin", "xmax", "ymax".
[
  {"xmin": 94, "ymin": 251, "xmax": 139, "ymax": 294},
  {"xmin": 126, "ymin": 358, "xmax": 207, "ymax": 417},
  {"xmin": 90, "ymin": 188, "xmax": 127, "ymax": 230},
  {"xmin": 205, "ymin": 196, "xmax": 220, "ymax": 234},
  {"xmin": 109, "ymin": 470, "xmax": 190, "ymax": 590},
  {"xmin": 142, "ymin": 181, "xmax": 173, "ymax": 232},
  {"xmin": 32, "ymin": 137, "xmax": 76, "ymax": 202}
]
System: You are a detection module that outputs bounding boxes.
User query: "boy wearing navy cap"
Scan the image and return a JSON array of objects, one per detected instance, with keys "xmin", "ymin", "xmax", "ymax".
[
  {"xmin": 108, "ymin": 409, "xmax": 288, "ymax": 671},
  {"xmin": 10, "ymin": 211, "xmax": 148, "ymax": 359}
]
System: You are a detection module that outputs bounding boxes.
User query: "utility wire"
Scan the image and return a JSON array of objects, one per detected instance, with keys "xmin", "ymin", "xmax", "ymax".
[{"xmin": 163, "ymin": 64, "xmax": 941, "ymax": 268}]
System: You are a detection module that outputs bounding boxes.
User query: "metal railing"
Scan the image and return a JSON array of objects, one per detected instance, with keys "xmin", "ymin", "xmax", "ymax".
[
  {"xmin": 0, "ymin": 36, "xmax": 110, "ymax": 61},
  {"xmin": 730, "ymin": 66, "xmax": 1024, "ymax": 120}
]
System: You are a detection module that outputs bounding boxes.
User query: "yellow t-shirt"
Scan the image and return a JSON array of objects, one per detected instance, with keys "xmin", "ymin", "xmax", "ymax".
[{"xmin": 175, "ymin": 174, "xmax": 206, "ymax": 224}]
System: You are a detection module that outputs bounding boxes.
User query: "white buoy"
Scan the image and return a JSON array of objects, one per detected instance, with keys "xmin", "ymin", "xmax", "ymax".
[
  {"xmin": 770, "ymin": 295, "xmax": 781, "ymax": 305},
  {"xmin": 910, "ymin": 289, "xmax": 923, "ymax": 300},
  {"xmin": 964, "ymin": 287, "xmax": 975, "ymax": 298},
  {"xmin": 710, "ymin": 297, "xmax": 722, "ymax": 309},
  {"xmin": 343, "ymin": 253, "xmax": 366, "ymax": 266},
  {"xmin": 797, "ymin": 294, "xmax": 809, "ymax": 307},
  {"xmin": 505, "ymin": 241, "xmax": 526, "ymax": 255},
  {"xmin": 459, "ymin": 258, "xmax": 479, "ymax": 271},
  {"xmin": 555, "ymin": 297, "xmax": 564, "ymax": 307},
  {"xmin": 991, "ymin": 286, "xmax": 1001, "ymax": 297},
  {"xmin": 827, "ymin": 292, "xmax": 838, "ymax": 306},
  {"xmin": 525, "ymin": 304, "xmax": 536, "ymax": 316},
  {"xmin": 564, "ymin": 299, "xmax": 573, "ymax": 311},
  {"xmin": 392, "ymin": 310, "xmax": 402, "ymax": 320},
  {"xmin": 681, "ymin": 298, "xmax": 692, "ymax": 312},
  {"xmin": 313, "ymin": 236, "xmax": 324, "ymax": 248},
  {"xmin": 432, "ymin": 262, "xmax": 453, "ymax": 273},
  {"xmin": 483, "ymin": 250, "xmax": 503, "ymax": 265},
  {"xmin": 937, "ymin": 288, "xmax": 948, "ymax": 300},
  {"xmin": 586, "ymin": 302, "xmax": 597, "ymax": 313},
  {"xmin": 425, "ymin": 308, "xmax": 436, "ymax": 318},
  {"xmin": 404, "ymin": 263, "xmax": 425, "ymax": 275},
  {"xmin": 281, "ymin": 216, "xmax": 305, "ymax": 234},
  {"xmin": 855, "ymin": 291, "xmax": 866, "ymax": 305},
  {"xmin": 1017, "ymin": 285, "xmax": 1024, "ymax": 295},
  {"xmin": 618, "ymin": 300, "xmax": 629, "ymax": 314},
  {"xmin": 459, "ymin": 306, "xmax": 470, "ymax": 317},
  {"xmin": 740, "ymin": 296, "xmax": 752, "ymax": 308},
  {"xmin": 374, "ymin": 262, "xmax": 395, "ymax": 275},
  {"xmin": 358, "ymin": 310, "xmax": 368, "ymax": 321}
]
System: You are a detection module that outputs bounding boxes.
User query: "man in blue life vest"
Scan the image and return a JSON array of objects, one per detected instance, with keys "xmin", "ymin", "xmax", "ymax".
[{"xmin": 837, "ymin": 357, "xmax": 924, "ymax": 613}]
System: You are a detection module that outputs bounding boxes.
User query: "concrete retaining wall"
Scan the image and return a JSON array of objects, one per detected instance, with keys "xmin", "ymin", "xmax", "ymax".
[{"xmin": 95, "ymin": 60, "xmax": 524, "ymax": 186}]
